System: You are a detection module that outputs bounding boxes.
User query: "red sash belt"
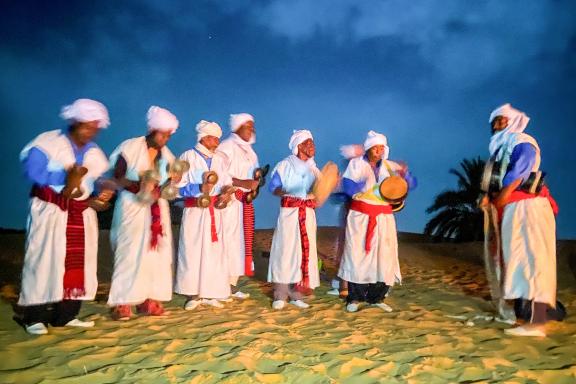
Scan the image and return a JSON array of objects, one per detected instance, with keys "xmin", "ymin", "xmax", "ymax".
[
  {"xmin": 184, "ymin": 196, "xmax": 219, "ymax": 242},
  {"xmin": 499, "ymin": 185, "xmax": 559, "ymax": 220},
  {"xmin": 235, "ymin": 190, "xmax": 255, "ymax": 276},
  {"xmin": 281, "ymin": 196, "xmax": 317, "ymax": 288},
  {"xmin": 31, "ymin": 185, "xmax": 88, "ymax": 299},
  {"xmin": 349, "ymin": 200, "xmax": 392, "ymax": 254}
]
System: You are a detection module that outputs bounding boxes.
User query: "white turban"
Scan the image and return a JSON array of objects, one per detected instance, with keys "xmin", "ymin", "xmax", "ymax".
[
  {"xmin": 488, "ymin": 103, "xmax": 531, "ymax": 157},
  {"xmin": 229, "ymin": 113, "xmax": 254, "ymax": 132},
  {"xmin": 363, "ymin": 130, "xmax": 390, "ymax": 159},
  {"xmin": 60, "ymin": 98, "xmax": 110, "ymax": 128},
  {"xmin": 196, "ymin": 120, "xmax": 222, "ymax": 141},
  {"xmin": 289, "ymin": 129, "xmax": 313, "ymax": 155},
  {"xmin": 147, "ymin": 106, "xmax": 179, "ymax": 133}
]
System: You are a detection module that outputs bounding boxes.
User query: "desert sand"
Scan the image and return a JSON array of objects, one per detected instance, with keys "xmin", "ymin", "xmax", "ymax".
[{"xmin": 0, "ymin": 228, "xmax": 574, "ymax": 383}]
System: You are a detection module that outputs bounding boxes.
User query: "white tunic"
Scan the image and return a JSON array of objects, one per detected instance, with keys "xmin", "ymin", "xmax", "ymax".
[
  {"xmin": 217, "ymin": 134, "xmax": 259, "ymax": 278},
  {"xmin": 174, "ymin": 149, "xmax": 232, "ymax": 299},
  {"xmin": 19, "ymin": 130, "xmax": 108, "ymax": 305},
  {"xmin": 338, "ymin": 157, "xmax": 402, "ymax": 285},
  {"xmin": 107, "ymin": 137, "xmax": 175, "ymax": 305},
  {"xmin": 268, "ymin": 155, "xmax": 320, "ymax": 288},
  {"xmin": 499, "ymin": 134, "xmax": 556, "ymax": 306}
]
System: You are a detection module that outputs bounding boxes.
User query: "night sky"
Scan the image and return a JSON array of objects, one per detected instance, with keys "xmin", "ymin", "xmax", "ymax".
[{"xmin": 1, "ymin": 1, "xmax": 575, "ymax": 238}]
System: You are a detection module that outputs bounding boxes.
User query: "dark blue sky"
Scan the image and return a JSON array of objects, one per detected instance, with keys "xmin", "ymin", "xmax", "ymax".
[{"xmin": 2, "ymin": 0, "xmax": 575, "ymax": 238}]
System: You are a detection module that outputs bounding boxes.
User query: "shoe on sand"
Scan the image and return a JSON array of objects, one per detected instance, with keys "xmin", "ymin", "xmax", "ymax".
[
  {"xmin": 202, "ymin": 299, "xmax": 224, "ymax": 308},
  {"xmin": 184, "ymin": 299, "xmax": 201, "ymax": 311},
  {"xmin": 289, "ymin": 300, "xmax": 310, "ymax": 309},
  {"xmin": 25, "ymin": 323, "xmax": 48, "ymax": 335},
  {"xmin": 111, "ymin": 305, "xmax": 132, "ymax": 321},
  {"xmin": 346, "ymin": 303, "xmax": 359, "ymax": 312},
  {"xmin": 326, "ymin": 288, "xmax": 340, "ymax": 296},
  {"xmin": 272, "ymin": 300, "xmax": 286, "ymax": 310},
  {"xmin": 219, "ymin": 297, "xmax": 234, "ymax": 303},
  {"xmin": 232, "ymin": 291, "xmax": 250, "ymax": 299},
  {"xmin": 504, "ymin": 325, "xmax": 546, "ymax": 337},
  {"xmin": 372, "ymin": 302, "xmax": 393, "ymax": 312},
  {"xmin": 136, "ymin": 299, "xmax": 165, "ymax": 316},
  {"xmin": 65, "ymin": 319, "xmax": 95, "ymax": 328}
]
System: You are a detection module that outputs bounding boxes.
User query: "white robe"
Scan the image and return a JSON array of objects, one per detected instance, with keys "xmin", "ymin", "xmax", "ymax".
[
  {"xmin": 107, "ymin": 137, "xmax": 175, "ymax": 306},
  {"xmin": 217, "ymin": 134, "xmax": 259, "ymax": 279},
  {"xmin": 499, "ymin": 135, "xmax": 556, "ymax": 306},
  {"xmin": 18, "ymin": 130, "xmax": 108, "ymax": 305},
  {"xmin": 338, "ymin": 157, "xmax": 402, "ymax": 286},
  {"xmin": 268, "ymin": 155, "xmax": 320, "ymax": 288},
  {"xmin": 174, "ymin": 149, "xmax": 232, "ymax": 299}
]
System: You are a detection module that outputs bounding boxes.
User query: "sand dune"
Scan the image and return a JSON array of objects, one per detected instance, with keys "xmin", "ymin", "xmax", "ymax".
[{"xmin": 0, "ymin": 228, "xmax": 574, "ymax": 383}]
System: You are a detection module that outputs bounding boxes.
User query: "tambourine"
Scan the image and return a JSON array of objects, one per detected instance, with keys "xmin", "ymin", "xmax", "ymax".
[
  {"xmin": 311, "ymin": 161, "xmax": 340, "ymax": 207},
  {"xmin": 378, "ymin": 175, "xmax": 408, "ymax": 212}
]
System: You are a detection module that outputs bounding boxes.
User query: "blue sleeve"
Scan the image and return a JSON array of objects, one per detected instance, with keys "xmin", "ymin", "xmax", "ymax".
[
  {"xmin": 22, "ymin": 147, "xmax": 67, "ymax": 186},
  {"xmin": 268, "ymin": 171, "xmax": 283, "ymax": 193},
  {"xmin": 179, "ymin": 183, "xmax": 202, "ymax": 197},
  {"xmin": 502, "ymin": 143, "xmax": 537, "ymax": 187},
  {"xmin": 342, "ymin": 177, "xmax": 365, "ymax": 197},
  {"xmin": 404, "ymin": 171, "xmax": 418, "ymax": 191}
]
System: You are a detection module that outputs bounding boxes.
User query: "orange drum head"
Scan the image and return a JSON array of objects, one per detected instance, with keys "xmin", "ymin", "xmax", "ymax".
[{"xmin": 379, "ymin": 175, "xmax": 408, "ymax": 202}]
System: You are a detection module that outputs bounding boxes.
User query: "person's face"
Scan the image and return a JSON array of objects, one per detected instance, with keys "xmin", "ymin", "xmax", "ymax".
[
  {"xmin": 200, "ymin": 135, "xmax": 220, "ymax": 151},
  {"xmin": 151, "ymin": 130, "xmax": 172, "ymax": 149},
  {"xmin": 236, "ymin": 121, "xmax": 255, "ymax": 142},
  {"xmin": 297, "ymin": 138, "xmax": 315, "ymax": 159},
  {"xmin": 491, "ymin": 115, "xmax": 509, "ymax": 133},
  {"xmin": 70, "ymin": 120, "xmax": 100, "ymax": 146},
  {"xmin": 367, "ymin": 145, "xmax": 385, "ymax": 162}
]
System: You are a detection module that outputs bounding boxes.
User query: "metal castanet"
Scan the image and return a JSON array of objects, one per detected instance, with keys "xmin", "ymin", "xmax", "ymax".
[
  {"xmin": 62, "ymin": 165, "xmax": 88, "ymax": 199},
  {"xmin": 160, "ymin": 159, "xmax": 191, "ymax": 201},
  {"xmin": 215, "ymin": 185, "xmax": 236, "ymax": 209},
  {"xmin": 245, "ymin": 164, "xmax": 270, "ymax": 203},
  {"xmin": 136, "ymin": 169, "xmax": 161, "ymax": 204},
  {"xmin": 197, "ymin": 171, "xmax": 219, "ymax": 208},
  {"xmin": 89, "ymin": 178, "xmax": 119, "ymax": 211}
]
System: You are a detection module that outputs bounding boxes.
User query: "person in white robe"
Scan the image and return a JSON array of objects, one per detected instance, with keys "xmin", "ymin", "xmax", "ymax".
[
  {"xmin": 267, "ymin": 130, "xmax": 321, "ymax": 310},
  {"xmin": 338, "ymin": 131, "xmax": 415, "ymax": 313},
  {"xmin": 217, "ymin": 113, "xmax": 260, "ymax": 300},
  {"xmin": 482, "ymin": 104, "xmax": 558, "ymax": 337},
  {"xmin": 174, "ymin": 120, "xmax": 236, "ymax": 310},
  {"xmin": 17, "ymin": 98, "xmax": 112, "ymax": 335},
  {"xmin": 107, "ymin": 106, "xmax": 178, "ymax": 320}
]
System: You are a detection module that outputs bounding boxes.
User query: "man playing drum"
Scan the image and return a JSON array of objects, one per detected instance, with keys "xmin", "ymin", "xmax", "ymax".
[
  {"xmin": 267, "ymin": 130, "xmax": 321, "ymax": 310},
  {"xmin": 338, "ymin": 130, "xmax": 416, "ymax": 313},
  {"xmin": 481, "ymin": 104, "xmax": 558, "ymax": 337}
]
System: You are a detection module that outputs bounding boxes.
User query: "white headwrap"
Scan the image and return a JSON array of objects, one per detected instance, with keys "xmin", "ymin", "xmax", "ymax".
[
  {"xmin": 196, "ymin": 120, "xmax": 222, "ymax": 142},
  {"xmin": 229, "ymin": 113, "xmax": 254, "ymax": 132},
  {"xmin": 147, "ymin": 106, "xmax": 179, "ymax": 133},
  {"xmin": 363, "ymin": 130, "xmax": 390, "ymax": 159},
  {"xmin": 60, "ymin": 98, "xmax": 110, "ymax": 128},
  {"xmin": 288, "ymin": 129, "xmax": 313, "ymax": 155},
  {"xmin": 488, "ymin": 103, "xmax": 531, "ymax": 158}
]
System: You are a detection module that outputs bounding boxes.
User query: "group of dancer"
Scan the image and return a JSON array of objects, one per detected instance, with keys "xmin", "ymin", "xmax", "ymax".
[{"xmin": 15, "ymin": 98, "xmax": 559, "ymax": 339}]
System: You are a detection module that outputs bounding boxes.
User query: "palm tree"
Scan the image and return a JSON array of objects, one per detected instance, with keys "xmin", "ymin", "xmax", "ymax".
[{"xmin": 424, "ymin": 157, "xmax": 485, "ymax": 242}]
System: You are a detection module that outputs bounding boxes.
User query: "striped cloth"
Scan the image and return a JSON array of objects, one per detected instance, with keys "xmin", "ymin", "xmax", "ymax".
[
  {"xmin": 235, "ymin": 190, "xmax": 255, "ymax": 276},
  {"xmin": 280, "ymin": 196, "xmax": 317, "ymax": 288},
  {"xmin": 31, "ymin": 185, "xmax": 89, "ymax": 299}
]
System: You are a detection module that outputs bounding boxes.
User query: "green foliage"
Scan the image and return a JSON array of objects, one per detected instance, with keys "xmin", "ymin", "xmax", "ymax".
[{"xmin": 424, "ymin": 157, "xmax": 485, "ymax": 242}]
